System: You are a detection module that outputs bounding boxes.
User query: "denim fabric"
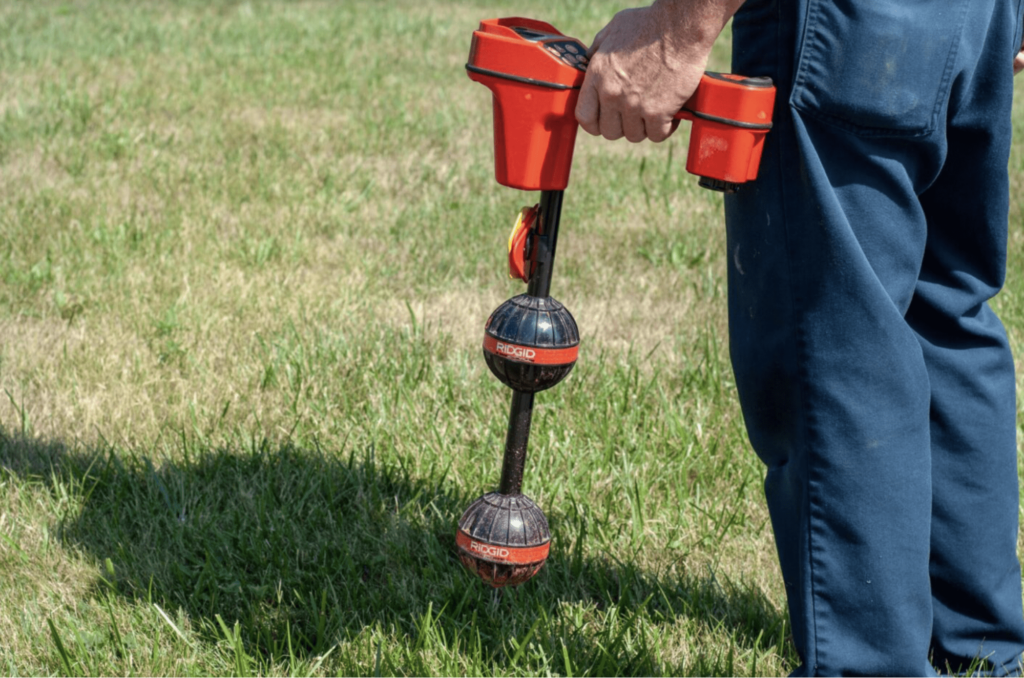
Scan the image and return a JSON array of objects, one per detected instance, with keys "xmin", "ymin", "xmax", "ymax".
[{"xmin": 726, "ymin": 0, "xmax": 1024, "ymax": 674}]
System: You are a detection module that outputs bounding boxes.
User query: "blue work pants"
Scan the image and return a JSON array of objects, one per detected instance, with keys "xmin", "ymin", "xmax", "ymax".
[{"xmin": 727, "ymin": 0, "xmax": 1024, "ymax": 674}]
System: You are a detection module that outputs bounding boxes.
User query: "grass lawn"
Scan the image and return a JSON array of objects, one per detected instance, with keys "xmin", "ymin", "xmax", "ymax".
[{"xmin": 2, "ymin": 1, "xmax": 1024, "ymax": 675}]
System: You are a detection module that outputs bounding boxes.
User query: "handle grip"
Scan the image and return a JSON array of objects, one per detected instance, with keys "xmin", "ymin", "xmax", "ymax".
[
  {"xmin": 467, "ymin": 17, "xmax": 777, "ymax": 192},
  {"xmin": 672, "ymin": 72, "xmax": 776, "ymax": 193}
]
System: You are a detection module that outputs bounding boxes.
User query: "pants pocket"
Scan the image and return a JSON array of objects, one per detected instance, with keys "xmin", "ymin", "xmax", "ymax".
[{"xmin": 791, "ymin": 0, "xmax": 969, "ymax": 137}]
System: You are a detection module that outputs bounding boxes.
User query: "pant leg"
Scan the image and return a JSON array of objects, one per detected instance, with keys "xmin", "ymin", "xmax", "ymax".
[
  {"xmin": 911, "ymin": 3, "xmax": 1024, "ymax": 672},
  {"xmin": 727, "ymin": 0, "xmax": 1023, "ymax": 674}
]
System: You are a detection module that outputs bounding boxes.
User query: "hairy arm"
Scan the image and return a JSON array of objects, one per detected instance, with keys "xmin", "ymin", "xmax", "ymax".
[{"xmin": 576, "ymin": 0, "xmax": 746, "ymax": 143}]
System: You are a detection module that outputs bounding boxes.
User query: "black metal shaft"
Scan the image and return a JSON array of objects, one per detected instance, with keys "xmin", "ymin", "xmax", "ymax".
[
  {"xmin": 498, "ymin": 189, "xmax": 564, "ymax": 496},
  {"xmin": 498, "ymin": 390, "xmax": 534, "ymax": 495},
  {"xmin": 526, "ymin": 189, "xmax": 564, "ymax": 299}
]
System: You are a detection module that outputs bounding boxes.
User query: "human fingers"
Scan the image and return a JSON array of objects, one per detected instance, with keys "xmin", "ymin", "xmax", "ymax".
[
  {"xmin": 622, "ymin": 110, "xmax": 647, "ymax": 143},
  {"xmin": 1015, "ymin": 50, "xmax": 1024, "ymax": 76},
  {"xmin": 599, "ymin": 107, "xmax": 624, "ymax": 141},
  {"xmin": 645, "ymin": 113, "xmax": 678, "ymax": 143},
  {"xmin": 576, "ymin": 78, "xmax": 601, "ymax": 135}
]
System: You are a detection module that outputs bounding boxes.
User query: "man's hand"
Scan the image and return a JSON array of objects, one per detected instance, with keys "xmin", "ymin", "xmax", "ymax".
[{"xmin": 576, "ymin": 0, "xmax": 744, "ymax": 143}]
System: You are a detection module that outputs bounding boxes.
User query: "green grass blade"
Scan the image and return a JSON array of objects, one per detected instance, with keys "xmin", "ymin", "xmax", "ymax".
[{"xmin": 46, "ymin": 618, "xmax": 74, "ymax": 677}]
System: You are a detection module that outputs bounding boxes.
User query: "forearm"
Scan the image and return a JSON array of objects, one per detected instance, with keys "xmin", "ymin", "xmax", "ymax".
[{"xmin": 649, "ymin": 0, "xmax": 746, "ymax": 63}]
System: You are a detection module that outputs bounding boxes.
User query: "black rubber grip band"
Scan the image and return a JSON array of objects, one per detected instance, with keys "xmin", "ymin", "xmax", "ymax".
[
  {"xmin": 465, "ymin": 64, "xmax": 580, "ymax": 91},
  {"xmin": 704, "ymin": 72, "xmax": 775, "ymax": 88},
  {"xmin": 687, "ymin": 109, "xmax": 773, "ymax": 130}
]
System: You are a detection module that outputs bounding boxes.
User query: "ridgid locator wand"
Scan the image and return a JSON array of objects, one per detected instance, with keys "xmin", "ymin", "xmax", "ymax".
[
  {"xmin": 456, "ymin": 18, "xmax": 776, "ymax": 588},
  {"xmin": 456, "ymin": 189, "xmax": 578, "ymax": 588}
]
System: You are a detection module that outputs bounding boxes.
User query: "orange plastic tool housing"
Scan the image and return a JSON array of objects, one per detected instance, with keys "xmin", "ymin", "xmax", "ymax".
[
  {"xmin": 467, "ymin": 18, "xmax": 587, "ymax": 191},
  {"xmin": 675, "ymin": 73, "xmax": 776, "ymax": 189}
]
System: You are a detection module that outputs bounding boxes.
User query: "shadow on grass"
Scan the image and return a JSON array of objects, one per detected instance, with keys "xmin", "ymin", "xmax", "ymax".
[{"xmin": 0, "ymin": 426, "xmax": 790, "ymax": 676}]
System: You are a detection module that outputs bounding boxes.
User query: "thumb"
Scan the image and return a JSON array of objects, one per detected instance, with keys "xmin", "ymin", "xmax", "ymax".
[{"xmin": 587, "ymin": 24, "xmax": 610, "ymax": 57}]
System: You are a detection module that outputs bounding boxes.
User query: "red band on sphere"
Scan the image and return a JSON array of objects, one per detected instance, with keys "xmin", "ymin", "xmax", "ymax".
[
  {"xmin": 456, "ymin": 530, "xmax": 551, "ymax": 565},
  {"xmin": 483, "ymin": 335, "xmax": 578, "ymax": 365}
]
